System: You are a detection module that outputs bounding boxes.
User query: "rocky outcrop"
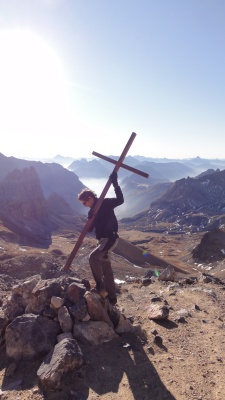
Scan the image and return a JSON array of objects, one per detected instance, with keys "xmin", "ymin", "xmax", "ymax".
[
  {"xmin": 0, "ymin": 153, "xmax": 85, "ymax": 214},
  {"xmin": 192, "ymin": 228, "xmax": 225, "ymax": 261},
  {"xmin": 0, "ymin": 167, "xmax": 51, "ymax": 246},
  {"xmin": 0, "ymin": 167, "xmax": 48, "ymax": 220},
  {"xmin": 123, "ymin": 169, "xmax": 225, "ymax": 233},
  {"xmin": 0, "ymin": 166, "xmax": 82, "ymax": 246}
]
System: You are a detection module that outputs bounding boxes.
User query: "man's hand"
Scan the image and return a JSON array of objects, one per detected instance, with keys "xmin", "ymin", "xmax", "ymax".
[{"xmin": 109, "ymin": 171, "xmax": 119, "ymax": 188}]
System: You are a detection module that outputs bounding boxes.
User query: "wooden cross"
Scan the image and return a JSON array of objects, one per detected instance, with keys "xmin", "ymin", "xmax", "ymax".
[{"xmin": 63, "ymin": 132, "xmax": 149, "ymax": 270}]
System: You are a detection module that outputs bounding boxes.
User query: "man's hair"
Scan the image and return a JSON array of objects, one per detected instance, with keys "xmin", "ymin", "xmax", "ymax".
[{"xmin": 78, "ymin": 188, "xmax": 97, "ymax": 201}]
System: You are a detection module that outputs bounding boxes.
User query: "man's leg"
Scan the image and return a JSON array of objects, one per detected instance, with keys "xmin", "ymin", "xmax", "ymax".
[
  {"xmin": 89, "ymin": 246, "xmax": 105, "ymax": 291},
  {"xmin": 102, "ymin": 238, "xmax": 119, "ymax": 304},
  {"xmin": 102, "ymin": 259, "xmax": 117, "ymax": 303}
]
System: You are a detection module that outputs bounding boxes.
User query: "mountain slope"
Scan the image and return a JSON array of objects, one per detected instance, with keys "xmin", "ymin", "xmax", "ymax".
[
  {"xmin": 0, "ymin": 167, "xmax": 84, "ymax": 246},
  {"xmin": 123, "ymin": 169, "xmax": 225, "ymax": 233},
  {"xmin": 0, "ymin": 153, "xmax": 85, "ymax": 214}
]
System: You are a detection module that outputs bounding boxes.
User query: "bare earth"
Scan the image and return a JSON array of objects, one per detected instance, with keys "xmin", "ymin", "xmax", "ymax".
[{"xmin": 0, "ymin": 226, "xmax": 225, "ymax": 400}]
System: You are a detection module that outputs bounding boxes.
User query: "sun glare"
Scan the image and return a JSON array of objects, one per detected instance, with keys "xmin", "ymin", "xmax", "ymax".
[{"xmin": 0, "ymin": 29, "xmax": 71, "ymax": 157}]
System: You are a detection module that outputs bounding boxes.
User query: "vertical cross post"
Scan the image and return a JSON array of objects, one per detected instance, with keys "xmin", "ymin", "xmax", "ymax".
[{"xmin": 63, "ymin": 132, "xmax": 146, "ymax": 270}]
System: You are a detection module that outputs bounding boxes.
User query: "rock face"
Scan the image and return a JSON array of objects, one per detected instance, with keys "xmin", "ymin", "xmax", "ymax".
[
  {"xmin": 192, "ymin": 228, "xmax": 225, "ymax": 261},
  {"xmin": 0, "ymin": 166, "xmax": 83, "ymax": 246},
  {"xmin": 0, "ymin": 167, "xmax": 51, "ymax": 246},
  {"xmin": 0, "ymin": 154, "xmax": 87, "ymax": 244},
  {"xmin": 122, "ymin": 169, "xmax": 225, "ymax": 233},
  {"xmin": 0, "ymin": 153, "xmax": 85, "ymax": 214}
]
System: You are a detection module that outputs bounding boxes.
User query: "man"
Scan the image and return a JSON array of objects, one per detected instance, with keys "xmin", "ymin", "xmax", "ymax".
[{"xmin": 77, "ymin": 171, "xmax": 124, "ymax": 305}]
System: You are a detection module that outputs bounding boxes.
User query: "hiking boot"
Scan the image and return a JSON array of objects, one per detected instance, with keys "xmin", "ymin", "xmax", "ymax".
[
  {"xmin": 108, "ymin": 297, "xmax": 117, "ymax": 305},
  {"xmin": 90, "ymin": 287, "xmax": 108, "ymax": 299}
]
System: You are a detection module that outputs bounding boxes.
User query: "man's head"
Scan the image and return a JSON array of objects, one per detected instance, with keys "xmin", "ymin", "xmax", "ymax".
[{"xmin": 78, "ymin": 189, "xmax": 97, "ymax": 208}]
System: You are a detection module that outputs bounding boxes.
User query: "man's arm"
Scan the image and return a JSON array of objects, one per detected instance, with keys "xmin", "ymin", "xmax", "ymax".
[
  {"xmin": 114, "ymin": 185, "xmax": 124, "ymax": 206},
  {"xmin": 110, "ymin": 172, "xmax": 124, "ymax": 206}
]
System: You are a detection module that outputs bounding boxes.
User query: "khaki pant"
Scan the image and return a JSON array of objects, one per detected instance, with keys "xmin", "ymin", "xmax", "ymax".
[{"xmin": 89, "ymin": 237, "xmax": 119, "ymax": 301}]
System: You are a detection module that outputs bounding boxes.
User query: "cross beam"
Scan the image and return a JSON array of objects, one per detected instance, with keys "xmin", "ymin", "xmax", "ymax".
[
  {"xmin": 63, "ymin": 132, "xmax": 148, "ymax": 271},
  {"xmin": 92, "ymin": 151, "xmax": 149, "ymax": 178}
]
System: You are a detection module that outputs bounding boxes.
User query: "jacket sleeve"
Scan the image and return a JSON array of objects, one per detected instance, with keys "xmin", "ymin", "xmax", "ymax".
[
  {"xmin": 87, "ymin": 209, "xmax": 95, "ymax": 232},
  {"xmin": 113, "ymin": 185, "xmax": 124, "ymax": 207}
]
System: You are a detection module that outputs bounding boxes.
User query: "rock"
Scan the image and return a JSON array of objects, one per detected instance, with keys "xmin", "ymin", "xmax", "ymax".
[
  {"xmin": 147, "ymin": 304, "xmax": 169, "ymax": 320},
  {"xmin": 158, "ymin": 265, "xmax": 176, "ymax": 282},
  {"xmin": 199, "ymin": 274, "xmax": 213, "ymax": 283},
  {"xmin": 141, "ymin": 277, "xmax": 152, "ymax": 286},
  {"xmin": 5, "ymin": 313, "xmax": 60, "ymax": 361},
  {"xmin": 57, "ymin": 332, "xmax": 73, "ymax": 342},
  {"xmin": 176, "ymin": 308, "xmax": 190, "ymax": 318},
  {"xmin": 69, "ymin": 299, "xmax": 88, "ymax": 322},
  {"xmin": 175, "ymin": 316, "xmax": 187, "ymax": 323},
  {"xmin": 12, "ymin": 275, "xmax": 41, "ymax": 299},
  {"xmin": 32, "ymin": 279, "xmax": 62, "ymax": 299},
  {"xmin": 66, "ymin": 282, "xmax": 86, "ymax": 303},
  {"xmin": 37, "ymin": 338, "xmax": 85, "ymax": 391},
  {"xmin": 3, "ymin": 294, "xmax": 25, "ymax": 321},
  {"xmin": 51, "ymin": 296, "xmax": 64, "ymax": 309},
  {"xmin": 73, "ymin": 321, "xmax": 118, "ymax": 345},
  {"xmin": 84, "ymin": 292, "xmax": 113, "ymax": 327},
  {"xmin": 26, "ymin": 279, "xmax": 63, "ymax": 314},
  {"xmin": 1, "ymin": 378, "xmax": 23, "ymax": 391},
  {"xmin": 147, "ymin": 346, "xmax": 155, "ymax": 354},
  {"xmin": 82, "ymin": 313, "xmax": 90, "ymax": 322},
  {"xmin": 115, "ymin": 314, "xmax": 135, "ymax": 334},
  {"xmin": 0, "ymin": 309, "xmax": 9, "ymax": 337},
  {"xmin": 42, "ymin": 307, "xmax": 57, "ymax": 319},
  {"xmin": 150, "ymin": 296, "xmax": 162, "ymax": 302},
  {"xmin": 193, "ymin": 304, "xmax": 201, "ymax": 311},
  {"xmin": 108, "ymin": 305, "xmax": 121, "ymax": 328},
  {"xmin": 58, "ymin": 305, "xmax": 73, "ymax": 333},
  {"xmin": 134, "ymin": 324, "xmax": 148, "ymax": 342},
  {"xmin": 5, "ymin": 362, "xmax": 18, "ymax": 377},
  {"xmin": 153, "ymin": 335, "xmax": 163, "ymax": 345}
]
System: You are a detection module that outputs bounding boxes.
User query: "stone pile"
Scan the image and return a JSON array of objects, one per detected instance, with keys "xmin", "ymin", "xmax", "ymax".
[{"xmin": 0, "ymin": 273, "xmax": 134, "ymax": 391}]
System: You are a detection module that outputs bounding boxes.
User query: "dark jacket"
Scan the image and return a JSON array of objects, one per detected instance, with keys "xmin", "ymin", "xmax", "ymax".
[{"xmin": 88, "ymin": 186, "xmax": 124, "ymax": 240}]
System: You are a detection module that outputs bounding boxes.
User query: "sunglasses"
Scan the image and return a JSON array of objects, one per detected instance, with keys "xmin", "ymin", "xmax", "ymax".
[{"xmin": 82, "ymin": 200, "xmax": 87, "ymax": 206}]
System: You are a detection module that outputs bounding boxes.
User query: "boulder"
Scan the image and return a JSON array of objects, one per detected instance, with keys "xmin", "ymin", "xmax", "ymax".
[
  {"xmin": 147, "ymin": 304, "xmax": 169, "ymax": 320},
  {"xmin": 158, "ymin": 265, "xmax": 176, "ymax": 282},
  {"xmin": 84, "ymin": 292, "xmax": 113, "ymax": 327},
  {"xmin": 73, "ymin": 321, "xmax": 118, "ymax": 345},
  {"xmin": 5, "ymin": 313, "xmax": 60, "ymax": 361},
  {"xmin": 37, "ymin": 338, "xmax": 84, "ymax": 391}
]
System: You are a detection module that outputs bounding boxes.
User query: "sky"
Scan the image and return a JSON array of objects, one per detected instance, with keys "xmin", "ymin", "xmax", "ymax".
[{"xmin": 0, "ymin": 0, "xmax": 225, "ymax": 160}]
